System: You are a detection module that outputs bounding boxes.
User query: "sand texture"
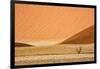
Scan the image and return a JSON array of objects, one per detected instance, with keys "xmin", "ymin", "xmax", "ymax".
[
  {"xmin": 15, "ymin": 44, "xmax": 94, "ymax": 66},
  {"xmin": 15, "ymin": 44, "xmax": 94, "ymax": 57},
  {"xmin": 15, "ymin": 54, "xmax": 94, "ymax": 66}
]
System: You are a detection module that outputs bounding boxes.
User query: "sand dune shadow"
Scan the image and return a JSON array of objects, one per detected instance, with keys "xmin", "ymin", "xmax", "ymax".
[{"xmin": 15, "ymin": 42, "xmax": 33, "ymax": 47}]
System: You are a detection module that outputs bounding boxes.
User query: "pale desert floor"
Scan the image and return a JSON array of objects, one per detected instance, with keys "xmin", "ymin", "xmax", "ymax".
[
  {"xmin": 15, "ymin": 44, "xmax": 94, "ymax": 66},
  {"xmin": 15, "ymin": 54, "xmax": 94, "ymax": 66}
]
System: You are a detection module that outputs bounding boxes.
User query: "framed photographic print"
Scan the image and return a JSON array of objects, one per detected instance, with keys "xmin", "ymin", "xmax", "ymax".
[{"xmin": 11, "ymin": 0, "xmax": 96, "ymax": 68}]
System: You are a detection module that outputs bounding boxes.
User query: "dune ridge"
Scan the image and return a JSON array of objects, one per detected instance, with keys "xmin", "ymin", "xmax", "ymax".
[
  {"xmin": 61, "ymin": 25, "xmax": 94, "ymax": 44},
  {"xmin": 15, "ymin": 25, "xmax": 94, "ymax": 47}
]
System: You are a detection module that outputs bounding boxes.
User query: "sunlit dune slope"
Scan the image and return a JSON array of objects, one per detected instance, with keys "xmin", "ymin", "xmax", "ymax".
[
  {"xmin": 61, "ymin": 25, "xmax": 94, "ymax": 44},
  {"xmin": 15, "ymin": 4, "xmax": 94, "ymax": 46}
]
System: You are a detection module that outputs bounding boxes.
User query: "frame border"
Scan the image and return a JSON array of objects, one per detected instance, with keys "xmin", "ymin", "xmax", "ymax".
[{"xmin": 10, "ymin": 0, "xmax": 97, "ymax": 69}]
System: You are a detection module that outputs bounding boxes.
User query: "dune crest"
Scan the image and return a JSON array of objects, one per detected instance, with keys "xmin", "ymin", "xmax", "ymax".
[{"xmin": 61, "ymin": 25, "xmax": 94, "ymax": 44}]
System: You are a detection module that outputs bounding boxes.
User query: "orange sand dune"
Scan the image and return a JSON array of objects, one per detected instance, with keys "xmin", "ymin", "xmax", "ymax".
[
  {"xmin": 61, "ymin": 25, "xmax": 94, "ymax": 44},
  {"xmin": 15, "ymin": 4, "xmax": 95, "ymax": 66},
  {"xmin": 15, "ymin": 4, "xmax": 94, "ymax": 46},
  {"xmin": 15, "ymin": 25, "xmax": 94, "ymax": 46}
]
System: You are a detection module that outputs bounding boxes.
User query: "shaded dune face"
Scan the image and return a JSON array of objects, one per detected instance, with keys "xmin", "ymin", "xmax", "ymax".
[
  {"xmin": 61, "ymin": 25, "xmax": 94, "ymax": 44},
  {"xmin": 15, "ymin": 42, "xmax": 32, "ymax": 47}
]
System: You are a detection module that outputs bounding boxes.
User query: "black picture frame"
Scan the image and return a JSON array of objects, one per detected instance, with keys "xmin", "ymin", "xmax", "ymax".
[{"xmin": 10, "ymin": 0, "xmax": 97, "ymax": 69}]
